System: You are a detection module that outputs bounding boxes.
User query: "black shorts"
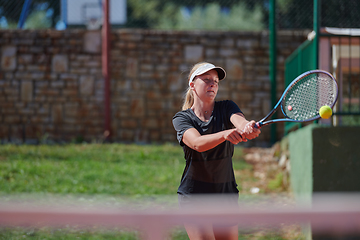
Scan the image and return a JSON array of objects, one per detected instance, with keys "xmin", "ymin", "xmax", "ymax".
[
  {"xmin": 178, "ymin": 193, "xmax": 239, "ymax": 228},
  {"xmin": 178, "ymin": 193, "xmax": 239, "ymax": 208}
]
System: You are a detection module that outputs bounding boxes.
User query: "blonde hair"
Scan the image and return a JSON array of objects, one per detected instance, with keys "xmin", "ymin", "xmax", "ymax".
[{"xmin": 182, "ymin": 62, "xmax": 209, "ymax": 110}]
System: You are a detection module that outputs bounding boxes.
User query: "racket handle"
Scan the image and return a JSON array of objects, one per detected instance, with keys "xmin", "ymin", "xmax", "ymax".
[{"xmin": 254, "ymin": 122, "xmax": 262, "ymax": 129}]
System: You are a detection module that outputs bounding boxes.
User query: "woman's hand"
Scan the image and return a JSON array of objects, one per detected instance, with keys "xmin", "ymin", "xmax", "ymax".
[
  {"xmin": 223, "ymin": 128, "xmax": 247, "ymax": 144},
  {"xmin": 242, "ymin": 120, "xmax": 261, "ymax": 140}
]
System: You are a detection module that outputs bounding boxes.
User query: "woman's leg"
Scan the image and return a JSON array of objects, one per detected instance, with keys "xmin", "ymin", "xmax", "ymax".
[
  {"xmin": 183, "ymin": 224, "xmax": 238, "ymax": 240},
  {"xmin": 184, "ymin": 223, "xmax": 215, "ymax": 240},
  {"xmin": 179, "ymin": 194, "xmax": 239, "ymax": 240},
  {"xmin": 179, "ymin": 195, "xmax": 214, "ymax": 240},
  {"xmin": 213, "ymin": 225, "xmax": 238, "ymax": 240},
  {"xmin": 213, "ymin": 193, "xmax": 239, "ymax": 240}
]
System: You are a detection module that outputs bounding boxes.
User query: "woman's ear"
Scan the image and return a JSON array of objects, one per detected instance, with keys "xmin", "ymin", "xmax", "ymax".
[{"xmin": 189, "ymin": 80, "xmax": 195, "ymax": 89}]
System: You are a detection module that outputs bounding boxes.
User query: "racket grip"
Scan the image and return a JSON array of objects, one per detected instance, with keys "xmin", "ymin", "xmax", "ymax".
[{"xmin": 254, "ymin": 122, "xmax": 262, "ymax": 129}]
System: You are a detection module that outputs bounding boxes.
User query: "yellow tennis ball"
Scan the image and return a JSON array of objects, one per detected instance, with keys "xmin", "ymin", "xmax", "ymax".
[{"xmin": 319, "ymin": 105, "xmax": 332, "ymax": 119}]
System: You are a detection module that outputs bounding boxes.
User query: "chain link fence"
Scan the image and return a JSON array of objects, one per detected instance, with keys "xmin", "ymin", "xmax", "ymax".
[{"xmin": 0, "ymin": 0, "xmax": 359, "ymax": 30}]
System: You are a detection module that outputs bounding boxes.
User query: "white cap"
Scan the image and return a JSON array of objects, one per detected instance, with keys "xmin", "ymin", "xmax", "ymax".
[{"xmin": 188, "ymin": 63, "xmax": 226, "ymax": 86}]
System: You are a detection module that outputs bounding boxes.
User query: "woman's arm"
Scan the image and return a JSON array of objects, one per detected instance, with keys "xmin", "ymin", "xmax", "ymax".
[
  {"xmin": 230, "ymin": 112, "xmax": 261, "ymax": 140},
  {"xmin": 230, "ymin": 112, "xmax": 249, "ymax": 129},
  {"xmin": 182, "ymin": 127, "xmax": 245, "ymax": 152}
]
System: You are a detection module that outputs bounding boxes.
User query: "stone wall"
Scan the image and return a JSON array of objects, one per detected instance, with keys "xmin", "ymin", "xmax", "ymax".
[{"xmin": 0, "ymin": 29, "xmax": 309, "ymax": 145}]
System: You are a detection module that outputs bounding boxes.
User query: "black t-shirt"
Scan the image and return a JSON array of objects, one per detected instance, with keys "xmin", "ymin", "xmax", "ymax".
[{"xmin": 172, "ymin": 100, "xmax": 242, "ymax": 195}]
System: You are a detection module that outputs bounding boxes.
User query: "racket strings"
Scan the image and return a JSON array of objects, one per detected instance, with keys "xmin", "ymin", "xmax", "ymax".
[{"xmin": 282, "ymin": 73, "xmax": 337, "ymax": 121}]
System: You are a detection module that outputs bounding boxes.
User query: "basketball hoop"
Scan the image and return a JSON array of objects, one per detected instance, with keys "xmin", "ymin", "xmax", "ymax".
[
  {"xmin": 86, "ymin": 17, "xmax": 102, "ymax": 30},
  {"xmin": 61, "ymin": 0, "xmax": 127, "ymax": 28}
]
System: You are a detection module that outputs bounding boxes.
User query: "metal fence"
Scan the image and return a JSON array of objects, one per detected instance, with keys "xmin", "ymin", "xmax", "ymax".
[
  {"xmin": 284, "ymin": 38, "xmax": 318, "ymax": 132},
  {"xmin": 321, "ymin": 31, "xmax": 360, "ymax": 126},
  {"xmin": 0, "ymin": 0, "xmax": 358, "ymax": 31},
  {"xmin": 282, "ymin": 0, "xmax": 360, "ymax": 129}
]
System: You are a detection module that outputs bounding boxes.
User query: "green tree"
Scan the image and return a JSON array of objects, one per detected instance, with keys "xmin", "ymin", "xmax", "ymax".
[
  {"xmin": 126, "ymin": 0, "xmax": 178, "ymax": 28},
  {"xmin": 25, "ymin": 10, "xmax": 51, "ymax": 29},
  {"xmin": 1, "ymin": 0, "xmax": 358, "ymax": 30},
  {"xmin": 156, "ymin": 2, "xmax": 264, "ymax": 31},
  {"xmin": 126, "ymin": 0, "xmax": 266, "ymax": 29},
  {"xmin": 0, "ymin": 0, "xmax": 59, "ymax": 28},
  {"xmin": 275, "ymin": 0, "xmax": 313, "ymax": 29}
]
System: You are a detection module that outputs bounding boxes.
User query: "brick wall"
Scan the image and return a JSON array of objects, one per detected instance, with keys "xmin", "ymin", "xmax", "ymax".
[{"xmin": 0, "ymin": 29, "xmax": 309, "ymax": 145}]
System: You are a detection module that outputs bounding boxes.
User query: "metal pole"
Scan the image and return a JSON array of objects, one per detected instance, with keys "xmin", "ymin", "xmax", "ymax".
[
  {"xmin": 17, "ymin": 0, "xmax": 32, "ymax": 29},
  {"xmin": 269, "ymin": 0, "xmax": 277, "ymax": 144},
  {"xmin": 313, "ymin": 0, "xmax": 320, "ymax": 69},
  {"xmin": 313, "ymin": 0, "xmax": 320, "ymax": 125},
  {"xmin": 102, "ymin": 0, "xmax": 111, "ymax": 140}
]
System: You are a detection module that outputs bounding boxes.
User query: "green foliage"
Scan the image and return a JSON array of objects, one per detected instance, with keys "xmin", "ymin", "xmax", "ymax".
[
  {"xmin": 0, "ymin": 10, "xmax": 52, "ymax": 29},
  {"xmin": 156, "ymin": 2, "xmax": 264, "ymax": 31},
  {"xmin": 0, "ymin": 20, "xmax": 17, "ymax": 29},
  {"xmin": 341, "ymin": 115, "xmax": 360, "ymax": 126},
  {"xmin": 276, "ymin": 0, "xmax": 291, "ymax": 12},
  {"xmin": 1, "ymin": 0, "xmax": 359, "ymax": 30},
  {"xmin": 0, "ymin": 0, "xmax": 60, "ymax": 29},
  {"xmin": 24, "ymin": 10, "xmax": 51, "ymax": 29},
  {"xmin": 339, "ymin": 104, "xmax": 360, "ymax": 126},
  {"xmin": 267, "ymin": 172, "xmax": 284, "ymax": 191}
]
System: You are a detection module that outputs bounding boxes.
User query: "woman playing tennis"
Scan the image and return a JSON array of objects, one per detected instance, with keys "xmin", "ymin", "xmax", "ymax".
[{"xmin": 172, "ymin": 62, "xmax": 261, "ymax": 240}]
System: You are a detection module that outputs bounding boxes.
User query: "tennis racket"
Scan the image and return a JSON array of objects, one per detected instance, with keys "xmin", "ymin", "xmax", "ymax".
[{"xmin": 255, "ymin": 70, "xmax": 338, "ymax": 128}]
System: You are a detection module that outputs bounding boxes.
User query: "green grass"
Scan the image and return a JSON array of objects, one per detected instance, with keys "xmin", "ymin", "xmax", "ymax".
[
  {"xmin": 0, "ymin": 143, "xmax": 250, "ymax": 196},
  {"xmin": 0, "ymin": 143, "xmax": 186, "ymax": 196},
  {"xmin": 0, "ymin": 143, "xmax": 297, "ymax": 240},
  {"xmin": 0, "ymin": 226, "xmax": 138, "ymax": 240}
]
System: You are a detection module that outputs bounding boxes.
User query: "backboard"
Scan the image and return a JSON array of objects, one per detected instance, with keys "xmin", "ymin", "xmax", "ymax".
[{"xmin": 61, "ymin": 0, "xmax": 127, "ymax": 28}]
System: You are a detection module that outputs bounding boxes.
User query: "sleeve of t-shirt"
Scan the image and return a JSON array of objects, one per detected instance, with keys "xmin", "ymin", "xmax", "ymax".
[
  {"xmin": 226, "ymin": 100, "xmax": 243, "ymax": 121},
  {"xmin": 172, "ymin": 111, "xmax": 194, "ymax": 146}
]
